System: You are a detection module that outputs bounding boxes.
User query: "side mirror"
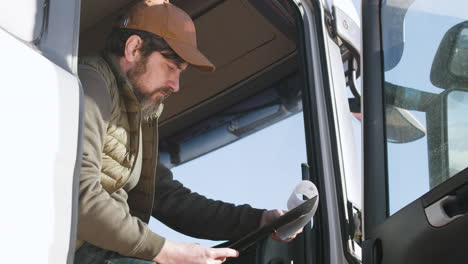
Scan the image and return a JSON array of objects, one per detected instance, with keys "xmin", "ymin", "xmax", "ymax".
[
  {"xmin": 381, "ymin": 0, "xmax": 416, "ymax": 71},
  {"xmin": 385, "ymin": 105, "xmax": 426, "ymax": 143},
  {"xmin": 383, "ymin": 82, "xmax": 433, "ymax": 143},
  {"xmin": 431, "ymin": 21, "xmax": 468, "ymax": 89}
]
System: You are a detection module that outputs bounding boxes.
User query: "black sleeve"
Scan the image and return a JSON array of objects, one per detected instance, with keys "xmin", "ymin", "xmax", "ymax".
[{"xmin": 152, "ymin": 163, "xmax": 265, "ymax": 241}]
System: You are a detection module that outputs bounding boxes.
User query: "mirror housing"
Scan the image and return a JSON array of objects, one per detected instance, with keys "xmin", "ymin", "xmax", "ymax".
[
  {"xmin": 385, "ymin": 105, "xmax": 426, "ymax": 143},
  {"xmin": 383, "ymin": 82, "xmax": 433, "ymax": 143},
  {"xmin": 381, "ymin": 0, "xmax": 415, "ymax": 71},
  {"xmin": 431, "ymin": 21, "xmax": 468, "ymax": 89}
]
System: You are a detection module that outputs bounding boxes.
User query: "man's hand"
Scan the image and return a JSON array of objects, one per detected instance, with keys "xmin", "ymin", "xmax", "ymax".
[
  {"xmin": 153, "ymin": 240, "xmax": 239, "ymax": 264},
  {"xmin": 260, "ymin": 209, "xmax": 303, "ymax": 242}
]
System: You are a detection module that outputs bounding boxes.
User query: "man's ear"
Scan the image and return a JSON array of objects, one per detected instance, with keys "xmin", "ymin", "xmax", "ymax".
[{"xmin": 124, "ymin": 35, "xmax": 143, "ymax": 63}]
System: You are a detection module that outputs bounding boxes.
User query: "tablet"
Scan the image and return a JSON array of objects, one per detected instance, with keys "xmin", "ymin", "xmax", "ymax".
[{"xmin": 214, "ymin": 195, "xmax": 318, "ymax": 253}]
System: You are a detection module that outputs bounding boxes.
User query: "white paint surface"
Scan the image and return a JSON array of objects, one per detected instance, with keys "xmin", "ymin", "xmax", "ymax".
[
  {"xmin": 0, "ymin": 29, "xmax": 80, "ymax": 263},
  {"xmin": 0, "ymin": 0, "xmax": 45, "ymax": 42}
]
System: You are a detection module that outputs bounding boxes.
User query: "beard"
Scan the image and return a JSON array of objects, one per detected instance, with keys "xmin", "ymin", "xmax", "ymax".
[{"xmin": 127, "ymin": 56, "xmax": 172, "ymax": 121}]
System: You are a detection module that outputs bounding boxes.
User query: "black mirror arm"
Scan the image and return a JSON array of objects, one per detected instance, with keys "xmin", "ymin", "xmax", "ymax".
[{"xmin": 384, "ymin": 82, "xmax": 438, "ymax": 112}]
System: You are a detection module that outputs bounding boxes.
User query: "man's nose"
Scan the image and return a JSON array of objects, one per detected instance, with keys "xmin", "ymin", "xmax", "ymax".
[{"xmin": 168, "ymin": 75, "xmax": 180, "ymax": 93}]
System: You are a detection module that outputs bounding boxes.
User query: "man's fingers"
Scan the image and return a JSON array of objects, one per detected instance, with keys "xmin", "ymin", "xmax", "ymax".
[
  {"xmin": 274, "ymin": 209, "xmax": 285, "ymax": 217},
  {"xmin": 272, "ymin": 231, "xmax": 298, "ymax": 242},
  {"xmin": 210, "ymin": 247, "xmax": 239, "ymax": 259},
  {"xmin": 272, "ymin": 232, "xmax": 292, "ymax": 242},
  {"xmin": 260, "ymin": 209, "xmax": 287, "ymax": 227}
]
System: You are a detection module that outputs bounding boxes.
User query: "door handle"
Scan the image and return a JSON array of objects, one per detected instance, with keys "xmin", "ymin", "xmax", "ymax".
[{"xmin": 425, "ymin": 185, "xmax": 468, "ymax": 227}]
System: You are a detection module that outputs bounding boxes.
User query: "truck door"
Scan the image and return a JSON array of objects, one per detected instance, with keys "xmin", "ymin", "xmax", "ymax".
[
  {"xmin": 0, "ymin": 0, "xmax": 83, "ymax": 263},
  {"xmin": 289, "ymin": 0, "xmax": 363, "ymax": 263},
  {"xmin": 173, "ymin": 0, "xmax": 364, "ymax": 263},
  {"xmin": 362, "ymin": 0, "xmax": 468, "ymax": 263}
]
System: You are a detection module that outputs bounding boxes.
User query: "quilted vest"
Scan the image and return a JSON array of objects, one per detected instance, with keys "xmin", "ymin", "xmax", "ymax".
[{"xmin": 79, "ymin": 54, "xmax": 161, "ymax": 223}]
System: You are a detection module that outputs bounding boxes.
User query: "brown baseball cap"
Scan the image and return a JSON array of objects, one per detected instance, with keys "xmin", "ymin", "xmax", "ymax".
[{"xmin": 120, "ymin": 0, "xmax": 215, "ymax": 72}]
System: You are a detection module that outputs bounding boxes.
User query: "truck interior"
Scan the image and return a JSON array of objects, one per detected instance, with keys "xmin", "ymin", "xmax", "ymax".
[
  {"xmin": 4, "ymin": 0, "xmax": 468, "ymax": 263},
  {"xmin": 79, "ymin": 0, "xmax": 312, "ymax": 263},
  {"xmin": 79, "ymin": 0, "xmax": 303, "ymax": 169},
  {"xmin": 78, "ymin": 0, "xmax": 361, "ymax": 263}
]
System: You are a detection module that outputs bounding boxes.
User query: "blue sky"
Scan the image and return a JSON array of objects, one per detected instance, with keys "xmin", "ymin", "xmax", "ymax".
[{"xmin": 149, "ymin": 113, "xmax": 308, "ymax": 246}]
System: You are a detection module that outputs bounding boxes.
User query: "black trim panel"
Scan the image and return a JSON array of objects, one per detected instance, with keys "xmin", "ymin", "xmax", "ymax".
[
  {"xmin": 369, "ymin": 190, "xmax": 468, "ymax": 264},
  {"xmin": 422, "ymin": 167, "xmax": 468, "ymax": 207},
  {"xmin": 299, "ymin": 1, "xmax": 332, "ymax": 263},
  {"xmin": 362, "ymin": 0, "xmax": 388, "ymax": 237}
]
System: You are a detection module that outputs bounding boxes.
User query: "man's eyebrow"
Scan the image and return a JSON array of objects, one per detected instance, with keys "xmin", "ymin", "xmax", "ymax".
[
  {"xmin": 165, "ymin": 58, "xmax": 186, "ymax": 71},
  {"xmin": 172, "ymin": 60, "xmax": 188, "ymax": 71},
  {"xmin": 161, "ymin": 51, "xmax": 187, "ymax": 71}
]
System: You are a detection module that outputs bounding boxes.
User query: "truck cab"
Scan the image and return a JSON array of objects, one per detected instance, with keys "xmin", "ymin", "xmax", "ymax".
[{"xmin": 1, "ymin": 0, "xmax": 467, "ymax": 264}]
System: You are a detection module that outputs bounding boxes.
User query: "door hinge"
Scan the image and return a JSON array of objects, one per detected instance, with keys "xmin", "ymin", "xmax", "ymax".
[
  {"xmin": 325, "ymin": 4, "xmax": 362, "ymax": 113},
  {"xmin": 324, "ymin": 6, "xmax": 361, "ymax": 54},
  {"xmin": 347, "ymin": 201, "xmax": 363, "ymax": 245},
  {"xmin": 332, "ymin": 5, "xmax": 361, "ymax": 57}
]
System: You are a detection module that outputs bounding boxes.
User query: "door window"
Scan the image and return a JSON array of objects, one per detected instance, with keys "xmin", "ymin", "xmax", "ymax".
[
  {"xmin": 149, "ymin": 112, "xmax": 307, "ymax": 246},
  {"xmin": 381, "ymin": 0, "xmax": 468, "ymax": 214}
]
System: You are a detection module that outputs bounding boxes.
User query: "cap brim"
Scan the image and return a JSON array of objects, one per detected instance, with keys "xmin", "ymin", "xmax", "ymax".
[{"xmin": 165, "ymin": 37, "xmax": 216, "ymax": 72}]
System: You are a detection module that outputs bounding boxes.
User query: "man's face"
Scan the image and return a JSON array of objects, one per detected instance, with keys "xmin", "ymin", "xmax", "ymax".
[{"xmin": 127, "ymin": 51, "xmax": 188, "ymax": 120}]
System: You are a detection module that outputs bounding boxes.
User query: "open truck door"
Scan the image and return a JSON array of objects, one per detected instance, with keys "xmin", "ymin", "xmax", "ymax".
[
  {"xmin": 230, "ymin": 0, "xmax": 364, "ymax": 263},
  {"xmin": 362, "ymin": 0, "xmax": 468, "ymax": 263},
  {"xmin": 139, "ymin": 0, "xmax": 363, "ymax": 263}
]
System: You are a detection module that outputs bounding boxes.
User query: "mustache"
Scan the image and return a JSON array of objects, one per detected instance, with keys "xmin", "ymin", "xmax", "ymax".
[{"xmin": 150, "ymin": 87, "xmax": 173, "ymax": 100}]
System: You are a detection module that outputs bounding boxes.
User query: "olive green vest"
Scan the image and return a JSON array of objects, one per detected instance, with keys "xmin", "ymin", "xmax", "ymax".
[{"xmin": 77, "ymin": 54, "xmax": 161, "ymax": 248}]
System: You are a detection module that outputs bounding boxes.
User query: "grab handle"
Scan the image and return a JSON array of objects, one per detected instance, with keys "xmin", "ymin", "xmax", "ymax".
[{"xmin": 425, "ymin": 185, "xmax": 468, "ymax": 227}]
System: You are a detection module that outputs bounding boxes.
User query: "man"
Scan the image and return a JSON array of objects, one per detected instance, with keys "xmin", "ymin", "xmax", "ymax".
[{"xmin": 75, "ymin": 1, "xmax": 297, "ymax": 263}]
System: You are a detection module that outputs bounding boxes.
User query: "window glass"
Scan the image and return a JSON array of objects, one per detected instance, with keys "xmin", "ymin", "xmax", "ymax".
[
  {"xmin": 447, "ymin": 91, "xmax": 468, "ymax": 175},
  {"xmin": 381, "ymin": 0, "xmax": 468, "ymax": 215},
  {"xmin": 149, "ymin": 113, "xmax": 307, "ymax": 246}
]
